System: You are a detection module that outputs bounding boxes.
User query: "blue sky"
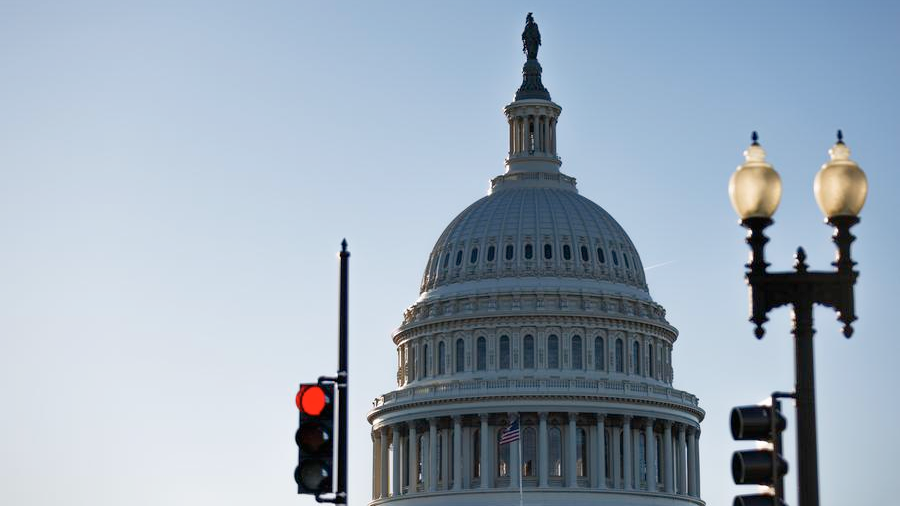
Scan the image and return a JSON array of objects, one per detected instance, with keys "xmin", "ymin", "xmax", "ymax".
[{"xmin": 1, "ymin": 1, "xmax": 898, "ymax": 505}]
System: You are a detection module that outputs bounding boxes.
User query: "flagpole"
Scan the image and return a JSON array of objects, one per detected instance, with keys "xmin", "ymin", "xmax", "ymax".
[{"xmin": 518, "ymin": 431, "xmax": 523, "ymax": 506}]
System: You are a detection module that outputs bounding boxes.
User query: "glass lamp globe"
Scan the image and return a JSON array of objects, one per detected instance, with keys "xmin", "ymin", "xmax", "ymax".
[
  {"xmin": 814, "ymin": 134, "xmax": 868, "ymax": 218},
  {"xmin": 729, "ymin": 135, "xmax": 782, "ymax": 220}
]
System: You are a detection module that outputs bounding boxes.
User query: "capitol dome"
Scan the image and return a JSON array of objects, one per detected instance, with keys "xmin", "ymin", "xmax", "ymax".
[
  {"xmin": 420, "ymin": 182, "xmax": 650, "ymax": 300},
  {"xmin": 368, "ymin": 14, "xmax": 703, "ymax": 506}
]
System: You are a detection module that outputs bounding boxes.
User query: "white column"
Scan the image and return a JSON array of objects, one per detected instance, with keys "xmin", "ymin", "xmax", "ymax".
[
  {"xmin": 407, "ymin": 424, "xmax": 417, "ymax": 494},
  {"xmin": 428, "ymin": 419, "xmax": 438, "ymax": 492},
  {"xmin": 538, "ymin": 412, "xmax": 549, "ymax": 488},
  {"xmin": 550, "ymin": 118, "xmax": 557, "ymax": 154},
  {"xmin": 595, "ymin": 415, "xmax": 606, "ymax": 489},
  {"xmin": 566, "ymin": 413, "xmax": 577, "ymax": 487},
  {"xmin": 633, "ymin": 427, "xmax": 640, "ymax": 489},
  {"xmin": 663, "ymin": 421, "xmax": 674, "ymax": 493},
  {"xmin": 441, "ymin": 428, "xmax": 450, "ymax": 489},
  {"xmin": 508, "ymin": 118, "xmax": 514, "ymax": 156},
  {"xmin": 611, "ymin": 426, "xmax": 621, "ymax": 489},
  {"xmin": 480, "ymin": 414, "xmax": 490, "ymax": 489},
  {"xmin": 380, "ymin": 428, "xmax": 389, "ymax": 498},
  {"xmin": 677, "ymin": 423, "xmax": 686, "ymax": 495},
  {"xmin": 453, "ymin": 416, "xmax": 463, "ymax": 490},
  {"xmin": 372, "ymin": 433, "xmax": 379, "ymax": 499},
  {"xmin": 509, "ymin": 413, "xmax": 520, "ymax": 488},
  {"xmin": 392, "ymin": 425, "xmax": 401, "ymax": 496},
  {"xmin": 644, "ymin": 419, "xmax": 656, "ymax": 491},
  {"xmin": 695, "ymin": 429, "xmax": 701, "ymax": 496},
  {"xmin": 540, "ymin": 116, "xmax": 546, "ymax": 152},
  {"xmin": 622, "ymin": 416, "xmax": 633, "ymax": 490},
  {"xmin": 687, "ymin": 427, "xmax": 697, "ymax": 497}
]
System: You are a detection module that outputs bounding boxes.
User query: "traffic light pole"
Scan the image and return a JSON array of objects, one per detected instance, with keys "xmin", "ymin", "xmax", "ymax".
[
  {"xmin": 740, "ymin": 216, "xmax": 860, "ymax": 506},
  {"xmin": 336, "ymin": 240, "xmax": 349, "ymax": 505}
]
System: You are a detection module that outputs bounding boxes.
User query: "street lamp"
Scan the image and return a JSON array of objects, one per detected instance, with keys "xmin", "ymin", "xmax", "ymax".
[{"xmin": 728, "ymin": 131, "xmax": 867, "ymax": 506}]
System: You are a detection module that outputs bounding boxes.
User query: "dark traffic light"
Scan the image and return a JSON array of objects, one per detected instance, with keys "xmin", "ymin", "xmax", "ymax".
[
  {"xmin": 295, "ymin": 383, "xmax": 334, "ymax": 496},
  {"xmin": 731, "ymin": 398, "xmax": 788, "ymax": 506}
]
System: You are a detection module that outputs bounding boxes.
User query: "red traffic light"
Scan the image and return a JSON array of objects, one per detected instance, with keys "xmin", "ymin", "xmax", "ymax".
[{"xmin": 296, "ymin": 384, "xmax": 330, "ymax": 416}]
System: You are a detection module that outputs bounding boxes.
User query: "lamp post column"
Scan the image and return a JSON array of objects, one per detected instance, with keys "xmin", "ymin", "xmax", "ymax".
[{"xmin": 794, "ymin": 299, "xmax": 819, "ymax": 506}]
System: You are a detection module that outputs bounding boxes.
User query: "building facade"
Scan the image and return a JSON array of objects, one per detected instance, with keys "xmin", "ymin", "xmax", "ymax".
[{"xmin": 367, "ymin": 15, "xmax": 704, "ymax": 506}]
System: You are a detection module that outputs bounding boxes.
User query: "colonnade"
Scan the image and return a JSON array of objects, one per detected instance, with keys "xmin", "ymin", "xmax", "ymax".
[
  {"xmin": 508, "ymin": 115, "xmax": 557, "ymax": 156},
  {"xmin": 371, "ymin": 412, "xmax": 700, "ymax": 501}
]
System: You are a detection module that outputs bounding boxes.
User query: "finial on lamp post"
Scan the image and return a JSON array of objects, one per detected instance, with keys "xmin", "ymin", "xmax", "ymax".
[
  {"xmin": 836, "ymin": 129, "xmax": 844, "ymax": 144},
  {"xmin": 751, "ymin": 131, "xmax": 759, "ymax": 145}
]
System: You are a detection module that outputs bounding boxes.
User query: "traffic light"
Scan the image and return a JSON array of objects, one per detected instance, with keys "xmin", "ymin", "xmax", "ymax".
[
  {"xmin": 295, "ymin": 383, "xmax": 334, "ymax": 495},
  {"xmin": 730, "ymin": 398, "xmax": 788, "ymax": 506}
]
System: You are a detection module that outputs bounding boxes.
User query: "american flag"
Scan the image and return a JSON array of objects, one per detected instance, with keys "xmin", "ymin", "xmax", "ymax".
[{"xmin": 499, "ymin": 419, "xmax": 520, "ymax": 445}]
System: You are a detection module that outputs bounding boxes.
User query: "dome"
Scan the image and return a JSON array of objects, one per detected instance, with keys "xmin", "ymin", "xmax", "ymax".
[
  {"xmin": 420, "ymin": 182, "xmax": 649, "ymax": 301},
  {"xmin": 367, "ymin": 16, "xmax": 703, "ymax": 506}
]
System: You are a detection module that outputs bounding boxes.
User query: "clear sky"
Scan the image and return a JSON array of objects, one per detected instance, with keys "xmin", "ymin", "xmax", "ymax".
[{"xmin": 2, "ymin": 1, "xmax": 898, "ymax": 505}]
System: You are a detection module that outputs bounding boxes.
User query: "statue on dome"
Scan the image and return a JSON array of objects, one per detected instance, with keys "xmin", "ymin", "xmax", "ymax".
[{"xmin": 522, "ymin": 13, "xmax": 541, "ymax": 60}]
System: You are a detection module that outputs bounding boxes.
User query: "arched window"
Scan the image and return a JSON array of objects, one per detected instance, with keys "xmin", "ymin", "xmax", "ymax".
[
  {"xmin": 572, "ymin": 335, "xmax": 583, "ymax": 369},
  {"xmin": 615, "ymin": 338, "xmax": 624, "ymax": 372},
  {"xmin": 595, "ymin": 336, "xmax": 605, "ymax": 371},
  {"xmin": 548, "ymin": 335, "xmax": 559, "ymax": 369},
  {"xmin": 612, "ymin": 250, "xmax": 619, "ymax": 266},
  {"xmin": 505, "ymin": 244, "xmax": 514, "ymax": 260},
  {"xmin": 472, "ymin": 429, "xmax": 481, "ymax": 479},
  {"xmin": 549, "ymin": 426, "xmax": 562, "ymax": 476},
  {"xmin": 456, "ymin": 339, "xmax": 465, "ymax": 373},
  {"xmin": 443, "ymin": 252, "xmax": 450, "ymax": 269},
  {"xmin": 563, "ymin": 244, "xmax": 572, "ymax": 260},
  {"xmin": 497, "ymin": 430, "xmax": 510, "ymax": 477},
  {"xmin": 525, "ymin": 244, "xmax": 533, "ymax": 259},
  {"xmin": 648, "ymin": 343, "xmax": 654, "ymax": 378},
  {"xmin": 597, "ymin": 247, "xmax": 606, "ymax": 264},
  {"xmin": 632, "ymin": 341, "xmax": 641, "ymax": 375},
  {"xmin": 580, "ymin": 245, "xmax": 589, "ymax": 262},
  {"xmin": 470, "ymin": 247, "xmax": 478, "ymax": 264},
  {"xmin": 624, "ymin": 253, "xmax": 630, "ymax": 268},
  {"xmin": 523, "ymin": 427, "xmax": 537, "ymax": 477},
  {"xmin": 438, "ymin": 341, "xmax": 446, "ymax": 375},
  {"xmin": 576, "ymin": 428, "xmax": 588, "ymax": 477},
  {"xmin": 544, "ymin": 244, "xmax": 553, "ymax": 259},
  {"xmin": 476, "ymin": 337, "xmax": 486, "ymax": 371},
  {"xmin": 487, "ymin": 245, "xmax": 495, "ymax": 262},
  {"xmin": 499, "ymin": 335, "xmax": 510, "ymax": 370},
  {"xmin": 523, "ymin": 335, "xmax": 535, "ymax": 369},
  {"xmin": 423, "ymin": 343, "xmax": 429, "ymax": 377}
]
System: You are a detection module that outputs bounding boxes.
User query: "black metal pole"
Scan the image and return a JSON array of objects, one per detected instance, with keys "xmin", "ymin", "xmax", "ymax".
[
  {"xmin": 337, "ymin": 239, "xmax": 349, "ymax": 505},
  {"xmin": 792, "ymin": 299, "xmax": 818, "ymax": 506}
]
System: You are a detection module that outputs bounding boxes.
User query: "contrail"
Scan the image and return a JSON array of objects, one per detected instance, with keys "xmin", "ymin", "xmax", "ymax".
[{"xmin": 644, "ymin": 260, "xmax": 678, "ymax": 272}]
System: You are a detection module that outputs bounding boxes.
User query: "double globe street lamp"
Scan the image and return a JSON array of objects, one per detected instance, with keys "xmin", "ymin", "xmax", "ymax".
[{"xmin": 727, "ymin": 131, "xmax": 868, "ymax": 506}]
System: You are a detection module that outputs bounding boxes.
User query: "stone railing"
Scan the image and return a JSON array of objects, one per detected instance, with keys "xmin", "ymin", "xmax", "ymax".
[{"xmin": 371, "ymin": 377, "xmax": 700, "ymax": 411}]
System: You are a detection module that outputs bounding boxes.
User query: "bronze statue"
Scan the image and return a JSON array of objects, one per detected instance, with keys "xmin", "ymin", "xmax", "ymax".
[{"xmin": 522, "ymin": 13, "xmax": 541, "ymax": 60}]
